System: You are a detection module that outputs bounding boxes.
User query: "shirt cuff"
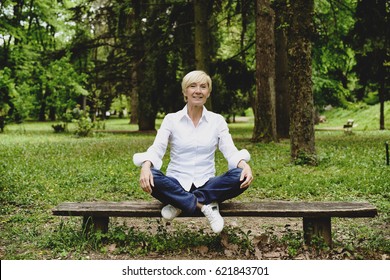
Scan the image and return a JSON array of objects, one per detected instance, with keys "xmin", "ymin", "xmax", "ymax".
[
  {"xmin": 228, "ymin": 149, "xmax": 251, "ymax": 170},
  {"xmin": 133, "ymin": 152, "xmax": 163, "ymax": 169}
]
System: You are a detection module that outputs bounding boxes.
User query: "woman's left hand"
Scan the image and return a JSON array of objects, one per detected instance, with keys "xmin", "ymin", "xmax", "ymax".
[{"xmin": 238, "ymin": 161, "xmax": 254, "ymax": 188}]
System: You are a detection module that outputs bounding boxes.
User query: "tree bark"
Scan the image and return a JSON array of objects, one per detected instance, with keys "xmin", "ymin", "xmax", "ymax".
[
  {"xmin": 274, "ymin": 0, "xmax": 290, "ymax": 139},
  {"xmin": 252, "ymin": 0, "xmax": 277, "ymax": 143},
  {"xmin": 132, "ymin": 0, "xmax": 156, "ymax": 131},
  {"xmin": 379, "ymin": 83, "xmax": 385, "ymax": 130},
  {"xmin": 194, "ymin": 0, "xmax": 212, "ymax": 109},
  {"xmin": 129, "ymin": 69, "xmax": 138, "ymax": 124},
  {"xmin": 288, "ymin": 0, "xmax": 317, "ymax": 165},
  {"xmin": 194, "ymin": 0, "xmax": 209, "ymax": 73},
  {"xmin": 123, "ymin": 2, "xmax": 138, "ymax": 125}
]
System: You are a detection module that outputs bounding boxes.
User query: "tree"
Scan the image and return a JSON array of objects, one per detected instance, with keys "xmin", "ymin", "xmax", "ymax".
[
  {"xmin": 132, "ymin": 1, "xmax": 156, "ymax": 131},
  {"xmin": 0, "ymin": 0, "xmax": 85, "ymax": 122},
  {"xmin": 194, "ymin": 0, "xmax": 212, "ymax": 109},
  {"xmin": 117, "ymin": 2, "xmax": 140, "ymax": 125},
  {"xmin": 349, "ymin": 0, "xmax": 389, "ymax": 130},
  {"xmin": 288, "ymin": 0, "xmax": 317, "ymax": 165},
  {"xmin": 312, "ymin": 0, "xmax": 358, "ymax": 109},
  {"xmin": 6, "ymin": 0, "xmax": 385, "ymax": 135},
  {"xmin": 194, "ymin": 0, "xmax": 210, "ymax": 73},
  {"xmin": 252, "ymin": 0, "xmax": 277, "ymax": 143},
  {"xmin": 211, "ymin": 58, "xmax": 253, "ymax": 121},
  {"xmin": 274, "ymin": 0, "xmax": 290, "ymax": 139}
]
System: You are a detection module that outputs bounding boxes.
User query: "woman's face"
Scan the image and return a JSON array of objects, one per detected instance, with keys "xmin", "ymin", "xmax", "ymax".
[{"xmin": 184, "ymin": 81, "xmax": 210, "ymax": 107}]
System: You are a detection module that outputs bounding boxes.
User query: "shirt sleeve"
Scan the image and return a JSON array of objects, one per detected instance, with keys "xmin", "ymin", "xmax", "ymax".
[
  {"xmin": 132, "ymin": 116, "xmax": 171, "ymax": 169},
  {"xmin": 217, "ymin": 116, "xmax": 251, "ymax": 169}
]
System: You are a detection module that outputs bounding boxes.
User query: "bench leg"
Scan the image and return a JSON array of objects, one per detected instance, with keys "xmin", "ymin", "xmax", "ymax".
[
  {"xmin": 344, "ymin": 127, "xmax": 352, "ymax": 134},
  {"xmin": 82, "ymin": 216, "xmax": 109, "ymax": 234},
  {"xmin": 303, "ymin": 217, "xmax": 332, "ymax": 247}
]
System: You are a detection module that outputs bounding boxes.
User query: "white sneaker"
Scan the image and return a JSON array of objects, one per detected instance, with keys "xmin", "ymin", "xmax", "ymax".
[
  {"xmin": 201, "ymin": 202, "xmax": 224, "ymax": 233},
  {"xmin": 161, "ymin": 204, "xmax": 182, "ymax": 220}
]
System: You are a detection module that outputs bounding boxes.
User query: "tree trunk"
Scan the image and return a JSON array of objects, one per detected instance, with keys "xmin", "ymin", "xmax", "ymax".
[
  {"xmin": 194, "ymin": 0, "xmax": 209, "ymax": 73},
  {"xmin": 375, "ymin": 0, "xmax": 386, "ymax": 131},
  {"xmin": 49, "ymin": 107, "xmax": 56, "ymax": 121},
  {"xmin": 252, "ymin": 0, "xmax": 277, "ymax": 143},
  {"xmin": 274, "ymin": 0, "xmax": 290, "ymax": 139},
  {"xmin": 194, "ymin": 0, "xmax": 212, "ymax": 110},
  {"xmin": 132, "ymin": 0, "xmax": 156, "ymax": 131},
  {"xmin": 122, "ymin": 2, "xmax": 138, "ymax": 125},
  {"xmin": 288, "ymin": 0, "xmax": 317, "ymax": 165},
  {"xmin": 38, "ymin": 85, "xmax": 50, "ymax": 122},
  {"xmin": 379, "ymin": 82, "xmax": 385, "ymax": 130},
  {"xmin": 129, "ymin": 69, "xmax": 138, "ymax": 124},
  {"xmin": 137, "ymin": 59, "xmax": 157, "ymax": 131}
]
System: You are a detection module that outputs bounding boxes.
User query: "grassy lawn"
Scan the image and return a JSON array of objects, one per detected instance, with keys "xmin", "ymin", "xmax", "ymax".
[{"xmin": 0, "ymin": 104, "xmax": 389, "ymax": 259}]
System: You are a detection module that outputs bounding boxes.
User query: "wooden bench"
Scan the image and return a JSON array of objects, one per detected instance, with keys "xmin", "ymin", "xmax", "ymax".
[
  {"xmin": 52, "ymin": 201, "xmax": 377, "ymax": 246},
  {"xmin": 52, "ymin": 200, "xmax": 377, "ymax": 247},
  {"xmin": 343, "ymin": 119, "xmax": 354, "ymax": 134}
]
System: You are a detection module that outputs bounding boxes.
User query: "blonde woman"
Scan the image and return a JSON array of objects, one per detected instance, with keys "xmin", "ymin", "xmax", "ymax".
[{"xmin": 133, "ymin": 70, "xmax": 253, "ymax": 233}]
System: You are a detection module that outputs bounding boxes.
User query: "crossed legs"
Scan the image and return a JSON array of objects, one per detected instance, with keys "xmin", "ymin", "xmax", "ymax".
[{"xmin": 150, "ymin": 168, "xmax": 247, "ymax": 215}]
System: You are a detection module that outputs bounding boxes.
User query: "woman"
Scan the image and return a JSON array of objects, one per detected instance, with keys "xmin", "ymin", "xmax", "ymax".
[{"xmin": 133, "ymin": 70, "xmax": 253, "ymax": 233}]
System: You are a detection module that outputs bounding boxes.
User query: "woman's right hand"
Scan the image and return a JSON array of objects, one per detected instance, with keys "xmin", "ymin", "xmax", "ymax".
[{"xmin": 139, "ymin": 161, "xmax": 154, "ymax": 194}]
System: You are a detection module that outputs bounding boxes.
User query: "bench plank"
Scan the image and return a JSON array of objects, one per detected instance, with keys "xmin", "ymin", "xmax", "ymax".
[
  {"xmin": 52, "ymin": 201, "xmax": 377, "ymax": 218},
  {"xmin": 52, "ymin": 200, "xmax": 377, "ymax": 247}
]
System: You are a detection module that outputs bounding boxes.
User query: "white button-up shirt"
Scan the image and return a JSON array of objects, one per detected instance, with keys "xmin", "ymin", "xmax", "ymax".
[{"xmin": 133, "ymin": 106, "xmax": 250, "ymax": 191}]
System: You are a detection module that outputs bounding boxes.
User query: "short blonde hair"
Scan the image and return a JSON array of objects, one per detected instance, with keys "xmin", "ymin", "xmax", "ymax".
[{"xmin": 181, "ymin": 70, "xmax": 212, "ymax": 94}]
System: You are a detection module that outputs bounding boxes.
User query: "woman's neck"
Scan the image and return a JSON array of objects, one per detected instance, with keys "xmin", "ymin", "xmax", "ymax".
[{"xmin": 187, "ymin": 104, "xmax": 203, "ymax": 127}]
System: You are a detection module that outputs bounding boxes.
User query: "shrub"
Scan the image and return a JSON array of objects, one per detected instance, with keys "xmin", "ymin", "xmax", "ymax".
[
  {"xmin": 73, "ymin": 107, "xmax": 94, "ymax": 137},
  {"xmin": 52, "ymin": 123, "xmax": 67, "ymax": 133}
]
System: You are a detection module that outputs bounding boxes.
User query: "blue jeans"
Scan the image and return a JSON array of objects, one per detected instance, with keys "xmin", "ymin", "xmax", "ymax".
[{"xmin": 150, "ymin": 168, "xmax": 247, "ymax": 214}]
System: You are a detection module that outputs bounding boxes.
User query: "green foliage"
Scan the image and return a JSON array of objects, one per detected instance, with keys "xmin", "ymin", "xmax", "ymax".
[
  {"xmin": 74, "ymin": 113, "xmax": 94, "ymax": 137},
  {"xmin": 280, "ymin": 226, "xmax": 304, "ymax": 257},
  {"xmin": 0, "ymin": 67, "xmax": 22, "ymax": 123},
  {"xmin": 44, "ymin": 56, "xmax": 89, "ymax": 118},
  {"xmin": 40, "ymin": 219, "xmax": 258, "ymax": 258},
  {"xmin": 293, "ymin": 150, "xmax": 318, "ymax": 166},
  {"xmin": 0, "ymin": 111, "xmax": 389, "ymax": 259},
  {"xmin": 317, "ymin": 101, "xmax": 390, "ymax": 130},
  {"xmin": 0, "ymin": 0, "xmax": 87, "ymax": 122},
  {"xmin": 211, "ymin": 59, "xmax": 254, "ymax": 118},
  {"xmin": 348, "ymin": 0, "xmax": 388, "ymax": 100},
  {"xmin": 105, "ymin": 220, "xmax": 221, "ymax": 256},
  {"xmin": 72, "ymin": 106, "xmax": 105, "ymax": 137},
  {"xmin": 52, "ymin": 123, "xmax": 68, "ymax": 133},
  {"xmin": 313, "ymin": 0, "xmax": 359, "ymax": 107},
  {"xmin": 1, "ymin": 0, "xmax": 387, "ymax": 127}
]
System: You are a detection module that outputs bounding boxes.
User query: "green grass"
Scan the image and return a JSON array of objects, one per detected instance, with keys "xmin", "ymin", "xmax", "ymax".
[
  {"xmin": 317, "ymin": 101, "xmax": 390, "ymax": 130},
  {"xmin": 0, "ymin": 104, "xmax": 389, "ymax": 259}
]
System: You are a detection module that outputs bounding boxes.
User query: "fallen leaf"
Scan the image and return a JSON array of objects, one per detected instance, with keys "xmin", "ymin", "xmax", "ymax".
[
  {"xmin": 194, "ymin": 245, "xmax": 209, "ymax": 255},
  {"xmin": 224, "ymin": 249, "xmax": 234, "ymax": 257},
  {"xmin": 263, "ymin": 251, "xmax": 281, "ymax": 259},
  {"xmin": 253, "ymin": 233, "xmax": 270, "ymax": 246},
  {"xmin": 220, "ymin": 232, "xmax": 230, "ymax": 247},
  {"xmin": 107, "ymin": 244, "xmax": 116, "ymax": 253},
  {"xmin": 255, "ymin": 247, "xmax": 262, "ymax": 259}
]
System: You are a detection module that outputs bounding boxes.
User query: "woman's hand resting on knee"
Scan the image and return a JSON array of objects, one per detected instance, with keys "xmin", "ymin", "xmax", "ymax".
[
  {"xmin": 238, "ymin": 160, "xmax": 253, "ymax": 189},
  {"xmin": 139, "ymin": 161, "xmax": 154, "ymax": 193}
]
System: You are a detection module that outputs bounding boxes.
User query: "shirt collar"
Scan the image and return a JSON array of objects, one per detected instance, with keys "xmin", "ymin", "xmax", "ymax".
[{"xmin": 179, "ymin": 105, "xmax": 209, "ymax": 123}]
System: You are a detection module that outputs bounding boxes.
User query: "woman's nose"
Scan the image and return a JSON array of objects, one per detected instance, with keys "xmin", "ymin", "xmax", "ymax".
[{"xmin": 193, "ymin": 87, "xmax": 201, "ymax": 93}]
